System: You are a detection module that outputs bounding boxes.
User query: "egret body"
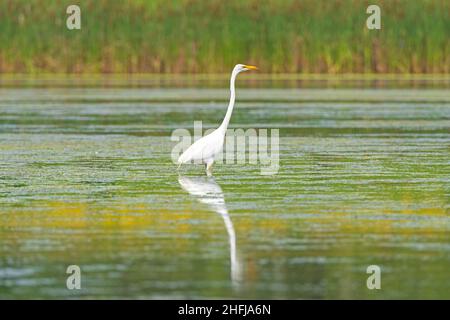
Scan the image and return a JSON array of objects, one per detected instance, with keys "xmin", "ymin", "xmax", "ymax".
[{"xmin": 177, "ymin": 64, "xmax": 257, "ymax": 176}]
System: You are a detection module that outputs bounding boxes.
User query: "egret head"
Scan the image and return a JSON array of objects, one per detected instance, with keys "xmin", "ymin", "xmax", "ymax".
[{"xmin": 234, "ymin": 64, "xmax": 258, "ymax": 74}]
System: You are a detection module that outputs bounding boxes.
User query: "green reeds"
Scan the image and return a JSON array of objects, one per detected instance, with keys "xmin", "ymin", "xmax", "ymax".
[{"xmin": 0, "ymin": 0, "xmax": 448, "ymax": 73}]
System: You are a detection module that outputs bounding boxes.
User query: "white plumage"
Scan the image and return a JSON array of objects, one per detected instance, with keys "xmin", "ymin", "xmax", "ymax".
[{"xmin": 177, "ymin": 64, "xmax": 258, "ymax": 176}]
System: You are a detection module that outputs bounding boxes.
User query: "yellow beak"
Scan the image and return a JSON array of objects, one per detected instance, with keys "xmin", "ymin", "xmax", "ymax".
[{"xmin": 244, "ymin": 65, "xmax": 258, "ymax": 70}]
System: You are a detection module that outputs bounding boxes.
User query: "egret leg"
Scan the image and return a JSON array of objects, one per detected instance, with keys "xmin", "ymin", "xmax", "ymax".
[{"xmin": 205, "ymin": 160, "xmax": 214, "ymax": 176}]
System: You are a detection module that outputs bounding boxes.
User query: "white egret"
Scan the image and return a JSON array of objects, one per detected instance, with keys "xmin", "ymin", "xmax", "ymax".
[{"xmin": 177, "ymin": 64, "xmax": 258, "ymax": 176}]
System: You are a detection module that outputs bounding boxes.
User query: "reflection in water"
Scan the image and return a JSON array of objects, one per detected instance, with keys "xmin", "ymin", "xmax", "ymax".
[{"xmin": 178, "ymin": 176, "xmax": 242, "ymax": 288}]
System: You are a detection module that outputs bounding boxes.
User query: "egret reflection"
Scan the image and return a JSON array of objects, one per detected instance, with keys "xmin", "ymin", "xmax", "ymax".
[{"xmin": 178, "ymin": 176, "xmax": 242, "ymax": 287}]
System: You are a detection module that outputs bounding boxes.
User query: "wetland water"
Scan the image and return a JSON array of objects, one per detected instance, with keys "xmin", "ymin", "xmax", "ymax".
[{"xmin": 0, "ymin": 81, "xmax": 449, "ymax": 299}]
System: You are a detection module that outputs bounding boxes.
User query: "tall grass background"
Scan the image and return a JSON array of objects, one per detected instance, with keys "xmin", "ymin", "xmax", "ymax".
[{"xmin": 0, "ymin": 0, "xmax": 448, "ymax": 73}]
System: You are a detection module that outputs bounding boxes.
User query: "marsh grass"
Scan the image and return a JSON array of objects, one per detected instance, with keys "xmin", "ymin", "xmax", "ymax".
[{"xmin": 0, "ymin": 0, "xmax": 448, "ymax": 73}]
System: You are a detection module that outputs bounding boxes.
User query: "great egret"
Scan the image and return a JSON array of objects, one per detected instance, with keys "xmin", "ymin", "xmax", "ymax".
[{"xmin": 177, "ymin": 64, "xmax": 258, "ymax": 176}]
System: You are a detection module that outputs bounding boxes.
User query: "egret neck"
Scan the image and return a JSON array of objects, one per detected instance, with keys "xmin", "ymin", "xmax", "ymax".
[{"xmin": 218, "ymin": 68, "xmax": 238, "ymax": 133}]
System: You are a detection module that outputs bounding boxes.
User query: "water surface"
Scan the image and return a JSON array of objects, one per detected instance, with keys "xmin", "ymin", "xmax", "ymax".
[{"xmin": 0, "ymin": 84, "xmax": 449, "ymax": 299}]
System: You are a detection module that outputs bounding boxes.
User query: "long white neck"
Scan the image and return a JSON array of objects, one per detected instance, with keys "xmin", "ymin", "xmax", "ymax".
[{"xmin": 219, "ymin": 69, "xmax": 238, "ymax": 132}]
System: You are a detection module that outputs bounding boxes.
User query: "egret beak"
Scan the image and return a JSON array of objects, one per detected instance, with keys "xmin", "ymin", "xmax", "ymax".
[{"xmin": 244, "ymin": 65, "xmax": 258, "ymax": 70}]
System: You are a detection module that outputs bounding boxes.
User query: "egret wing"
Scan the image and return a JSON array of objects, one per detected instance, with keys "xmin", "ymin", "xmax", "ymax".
[{"xmin": 178, "ymin": 131, "xmax": 223, "ymax": 164}]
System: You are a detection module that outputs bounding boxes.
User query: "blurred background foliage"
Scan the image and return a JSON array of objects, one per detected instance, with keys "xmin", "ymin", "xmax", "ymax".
[{"xmin": 0, "ymin": 0, "xmax": 448, "ymax": 73}]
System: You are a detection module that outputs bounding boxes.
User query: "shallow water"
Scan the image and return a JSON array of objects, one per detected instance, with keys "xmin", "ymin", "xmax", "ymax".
[{"xmin": 0, "ymin": 84, "xmax": 449, "ymax": 299}]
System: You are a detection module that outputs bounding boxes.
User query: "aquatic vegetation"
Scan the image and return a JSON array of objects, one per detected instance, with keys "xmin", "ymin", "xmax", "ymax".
[
  {"xmin": 0, "ymin": 86, "xmax": 449, "ymax": 298},
  {"xmin": 0, "ymin": 0, "xmax": 448, "ymax": 73}
]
